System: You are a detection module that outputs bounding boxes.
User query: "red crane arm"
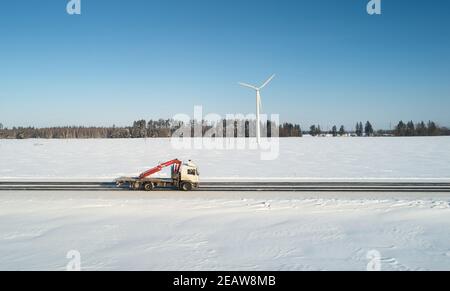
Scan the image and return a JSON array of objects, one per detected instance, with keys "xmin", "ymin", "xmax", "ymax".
[{"xmin": 139, "ymin": 159, "xmax": 182, "ymax": 179}]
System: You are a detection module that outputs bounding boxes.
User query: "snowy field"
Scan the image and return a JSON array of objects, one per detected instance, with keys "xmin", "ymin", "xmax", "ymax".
[
  {"xmin": 0, "ymin": 137, "xmax": 449, "ymax": 271},
  {"xmin": 0, "ymin": 191, "xmax": 449, "ymax": 271},
  {"xmin": 0, "ymin": 137, "xmax": 450, "ymax": 181}
]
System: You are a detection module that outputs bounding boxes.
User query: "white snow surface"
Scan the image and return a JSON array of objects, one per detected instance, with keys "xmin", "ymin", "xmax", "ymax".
[
  {"xmin": 0, "ymin": 138, "xmax": 449, "ymax": 270},
  {"xmin": 0, "ymin": 191, "xmax": 449, "ymax": 271},
  {"xmin": 0, "ymin": 137, "xmax": 450, "ymax": 181}
]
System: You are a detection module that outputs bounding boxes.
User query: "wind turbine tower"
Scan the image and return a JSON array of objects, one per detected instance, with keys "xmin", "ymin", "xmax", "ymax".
[{"xmin": 239, "ymin": 74, "xmax": 275, "ymax": 144}]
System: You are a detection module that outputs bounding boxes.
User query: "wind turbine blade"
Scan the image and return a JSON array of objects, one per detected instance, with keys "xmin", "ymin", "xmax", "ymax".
[
  {"xmin": 259, "ymin": 74, "xmax": 275, "ymax": 89},
  {"xmin": 238, "ymin": 82, "xmax": 259, "ymax": 90}
]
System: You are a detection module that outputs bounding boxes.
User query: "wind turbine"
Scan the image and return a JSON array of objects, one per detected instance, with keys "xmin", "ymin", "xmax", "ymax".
[{"xmin": 239, "ymin": 74, "xmax": 275, "ymax": 144}]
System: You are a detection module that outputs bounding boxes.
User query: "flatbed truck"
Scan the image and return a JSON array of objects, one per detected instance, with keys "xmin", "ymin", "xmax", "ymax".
[{"xmin": 115, "ymin": 159, "xmax": 199, "ymax": 191}]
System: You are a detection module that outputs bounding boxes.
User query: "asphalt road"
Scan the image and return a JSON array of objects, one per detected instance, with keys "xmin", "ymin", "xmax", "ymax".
[{"xmin": 1, "ymin": 181, "xmax": 450, "ymax": 192}]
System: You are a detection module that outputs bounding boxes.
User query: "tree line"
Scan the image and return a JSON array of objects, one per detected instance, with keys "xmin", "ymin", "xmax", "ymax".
[
  {"xmin": 0, "ymin": 120, "xmax": 302, "ymax": 139},
  {"xmin": 309, "ymin": 120, "xmax": 449, "ymax": 137},
  {"xmin": 0, "ymin": 120, "xmax": 448, "ymax": 139},
  {"xmin": 392, "ymin": 120, "xmax": 450, "ymax": 136}
]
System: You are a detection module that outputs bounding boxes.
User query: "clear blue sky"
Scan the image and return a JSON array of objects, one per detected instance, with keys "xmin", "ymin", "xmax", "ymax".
[{"xmin": 0, "ymin": 0, "xmax": 449, "ymax": 130}]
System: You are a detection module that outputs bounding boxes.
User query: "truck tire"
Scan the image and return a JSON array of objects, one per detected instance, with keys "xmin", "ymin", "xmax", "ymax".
[
  {"xmin": 181, "ymin": 182, "xmax": 193, "ymax": 191},
  {"xmin": 144, "ymin": 183, "xmax": 154, "ymax": 191},
  {"xmin": 132, "ymin": 182, "xmax": 142, "ymax": 190}
]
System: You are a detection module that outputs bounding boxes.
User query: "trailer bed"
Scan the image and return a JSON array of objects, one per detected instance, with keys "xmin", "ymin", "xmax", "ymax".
[{"xmin": 115, "ymin": 177, "xmax": 198, "ymax": 191}]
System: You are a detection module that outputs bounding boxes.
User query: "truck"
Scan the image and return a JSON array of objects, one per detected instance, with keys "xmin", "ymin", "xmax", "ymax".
[{"xmin": 115, "ymin": 159, "xmax": 200, "ymax": 191}]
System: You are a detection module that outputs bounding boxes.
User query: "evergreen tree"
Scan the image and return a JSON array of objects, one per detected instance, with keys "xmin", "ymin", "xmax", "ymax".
[
  {"xmin": 395, "ymin": 121, "xmax": 407, "ymax": 136},
  {"xmin": 427, "ymin": 121, "xmax": 439, "ymax": 136},
  {"xmin": 364, "ymin": 121, "xmax": 374, "ymax": 136},
  {"xmin": 339, "ymin": 125, "xmax": 345, "ymax": 136},
  {"xmin": 331, "ymin": 125, "xmax": 338, "ymax": 137},
  {"xmin": 406, "ymin": 121, "xmax": 415, "ymax": 136},
  {"xmin": 316, "ymin": 125, "xmax": 322, "ymax": 136},
  {"xmin": 131, "ymin": 120, "xmax": 147, "ymax": 138},
  {"xmin": 310, "ymin": 125, "xmax": 317, "ymax": 136},
  {"xmin": 416, "ymin": 121, "xmax": 427, "ymax": 136},
  {"xmin": 356, "ymin": 122, "xmax": 364, "ymax": 136}
]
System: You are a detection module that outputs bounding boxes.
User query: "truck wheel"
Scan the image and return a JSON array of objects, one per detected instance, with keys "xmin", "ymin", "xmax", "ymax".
[
  {"xmin": 144, "ymin": 183, "xmax": 154, "ymax": 191},
  {"xmin": 181, "ymin": 182, "xmax": 193, "ymax": 191},
  {"xmin": 132, "ymin": 182, "xmax": 142, "ymax": 190}
]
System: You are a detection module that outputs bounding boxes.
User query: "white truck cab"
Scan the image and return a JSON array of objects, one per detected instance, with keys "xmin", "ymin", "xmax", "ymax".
[{"xmin": 176, "ymin": 160, "xmax": 200, "ymax": 188}]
